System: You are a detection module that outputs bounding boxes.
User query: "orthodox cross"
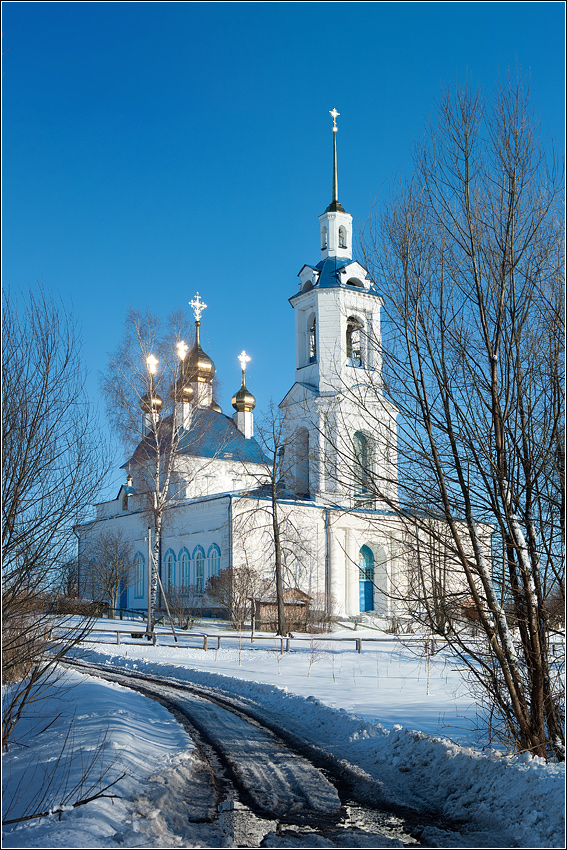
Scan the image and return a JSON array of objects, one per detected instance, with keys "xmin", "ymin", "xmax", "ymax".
[
  {"xmin": 177, "ymin": 340, "xmax": 188, "ymax": 360},
  {"xmin": 189, "ymin": 292, "xmax": 207, "ymax": 322},
  {"xmin": 329, "ymin": 107, "xmax": 340, "ymax": 131},
  {"xmin": 146, "ymin": 354, "xmax": 158, "ymax": 375},
  {"xmin": 238, "ymin": 350, "xmax": 251, "ymax": 374}
]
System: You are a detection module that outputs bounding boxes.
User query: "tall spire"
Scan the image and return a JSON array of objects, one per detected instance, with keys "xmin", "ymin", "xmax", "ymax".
[{"xmin": 327, "ymin": 108, "xmax": 345, "ymax": 213}]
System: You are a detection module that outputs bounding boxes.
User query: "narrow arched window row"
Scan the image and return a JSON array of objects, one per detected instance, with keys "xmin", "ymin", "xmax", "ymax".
[
  {"xmin": 208, "ymin": 544, "xmax": 221, "ymax": 577},
  {"xmin": 193, "ymin": 546, "xmax": 205, "ymax": 593},
  {"xmin": 179, "ymin": 548, "xmax": 190, "ymax": 588},
  {"xmin": 164, "ymin": 549, "xmax": 176, "ymax": 590}
]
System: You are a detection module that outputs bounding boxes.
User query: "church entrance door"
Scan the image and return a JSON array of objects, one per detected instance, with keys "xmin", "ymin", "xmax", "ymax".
[{"xmin": 359, "ymin": 545, "xmax": 374, "ymax": 612}]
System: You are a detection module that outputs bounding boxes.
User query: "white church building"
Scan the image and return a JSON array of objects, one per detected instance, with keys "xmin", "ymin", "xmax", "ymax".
[{"xmin": 76, "ymin": 111, "xmax": 411, "ymax": 624}]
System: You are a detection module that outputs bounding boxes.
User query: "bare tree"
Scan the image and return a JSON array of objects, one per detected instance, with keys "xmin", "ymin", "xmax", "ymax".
[
  {"xmin": 88, "ymin": 530, "xmax": 135, "ymax": 615},
  {"xmin": 350, "ymin": 75, "xmax": 564, "ymax": 759},
  {"xmin": 206, "ymin": 566, "xmax": 268, "ymax": 629},
  {"xmin": 232, "ymin": 401, "xmax": 318, "ymax": 635},
  {"xmin": 101, "ymin": 303, "xmax": 223, "ymax": 631},
  {"xmin": 2, "ymin": 288, "xmax": 109, "ymax": 749}
]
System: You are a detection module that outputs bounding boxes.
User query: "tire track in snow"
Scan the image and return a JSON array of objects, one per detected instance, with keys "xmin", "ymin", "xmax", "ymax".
[{"xmin": 68, "ymin": 660, "xmax": 342, "ymax": 825}]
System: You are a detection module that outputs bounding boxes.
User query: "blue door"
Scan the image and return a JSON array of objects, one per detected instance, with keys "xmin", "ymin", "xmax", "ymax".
[
  {"xmin": 119, "ymin": 579, "xmax": 128, "ymax": 609},
  {"xmin": 359, "ymin": 546, "xmax": 374, "ymax": 612}
]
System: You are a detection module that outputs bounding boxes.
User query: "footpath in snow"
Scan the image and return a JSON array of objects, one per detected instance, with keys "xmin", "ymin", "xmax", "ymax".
[{"xmin": 2, "ymin": 622, "xmax": 564, "ymax": 848}]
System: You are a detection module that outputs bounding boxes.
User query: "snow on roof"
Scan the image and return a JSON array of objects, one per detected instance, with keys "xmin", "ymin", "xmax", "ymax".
[{"xmin": 124, "ymin": 407, "xmax": 267, "ymax": 468}]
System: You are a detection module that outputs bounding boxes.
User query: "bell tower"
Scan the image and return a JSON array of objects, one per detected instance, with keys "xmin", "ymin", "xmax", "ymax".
[{"xmin": 280, "ymin": 110, "xmax": 398, "ymax": 509}]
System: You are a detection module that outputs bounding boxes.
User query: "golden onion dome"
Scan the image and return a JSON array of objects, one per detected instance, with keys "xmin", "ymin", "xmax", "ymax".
[
  {"xmin": 183, "ymin": 321, "xmax": 216, "ymax": 384},
  {"xmin": 170, "ymin": 380, "xmax": 195, "ymax": 404},
  {"xmin": 212, "ymin": 399, "xmax": 222, "ymax": 413},
  {"xmin": 140, "ymin": 392, "xmax": 163, "ymax": 414},
  {"xmin": 232, "ymin": 376, "xmax": 256, "ymax": 413}
]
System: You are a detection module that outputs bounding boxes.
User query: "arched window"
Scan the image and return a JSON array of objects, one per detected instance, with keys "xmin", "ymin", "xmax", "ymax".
[
  {"xmin": 309, "ymin": 316, "xmax": 317, "ymax": 363},
  {"xmin": 338, "ymin": 226, "xmax": 347, "ymax": 249},
  {"xmin": 346, "ymin": 317, "xmax": 363, "ymax": 367},
  {"xmin": 208, "ymin": 545, "xmax": 221, "ymax": 578},
  {"xmin": 179, "ymin": 548, "xmax": 190, "ymax": 588},
  {"xmin": 353, "ymin": 431, "xmax": 370, "ymax": 495},
  {"xmin": 359, "ymin": 545, "xmax": 375, "ymax": 612},
  {"xmin": 164, "ymin": 549, "xmax": 176, "ymax": 590},
  {"xmin": 122, "ymin": 492, "xmax": 128, "ymax": 511},
  {"xmin": 193, "ymin": 546, "xmax": 205, "ymax": 593},
  {"xmin": 321, "ymin": 226, "xmax": 328, "ymax": 249},
  {"xmin": 134, "ymin": 553, "xmax": 144, "ymax": 598}
]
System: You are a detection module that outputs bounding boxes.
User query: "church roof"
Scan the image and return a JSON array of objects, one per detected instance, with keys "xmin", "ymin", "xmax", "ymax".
[
  {"xmin": 294, "ymin": 257, "xmax": 380, "ymax": 297},
  {"xmin": 124, "ymin": 407, "xmax": 267, "ymax": 468},
  {"xmin": 179, "ymin": 408, "xmax": 266, "ymax": 463}
]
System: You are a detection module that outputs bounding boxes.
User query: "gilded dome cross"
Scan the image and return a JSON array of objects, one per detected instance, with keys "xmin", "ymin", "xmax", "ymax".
[
  {"xmin": 189, "ymin": 292, "xmax": 207, "ymax": 322},
  {"xmin": 238, "ymin": 350, "xmax": 251, "ymax": 373}
]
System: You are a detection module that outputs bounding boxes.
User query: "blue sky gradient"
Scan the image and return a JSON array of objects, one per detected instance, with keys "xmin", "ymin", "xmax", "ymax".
[{"xmin": 3, "ymin": 1, "xmax": 564, "ymax": 495}]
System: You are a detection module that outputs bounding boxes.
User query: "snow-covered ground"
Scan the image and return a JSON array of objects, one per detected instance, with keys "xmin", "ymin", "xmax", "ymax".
[{"xmin": 2, "ymin": 619, "xmax": 564, "ymax": 848}]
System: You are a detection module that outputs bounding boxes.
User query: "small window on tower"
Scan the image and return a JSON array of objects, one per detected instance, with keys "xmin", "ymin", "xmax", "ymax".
[
  {"xmin": 346, "ymin": 317, "xmax": 363, "ymax": 367},
  {"xmin": 339, "ymin": 226, "xmax": 347, "ymax": 249},
  {"xmin": 321, "ymin": 226, "xmax": 328, "ymax": 249},
  {"xmin": 309, "ymin": 317, "xmax": 317, "ymax": 363}
]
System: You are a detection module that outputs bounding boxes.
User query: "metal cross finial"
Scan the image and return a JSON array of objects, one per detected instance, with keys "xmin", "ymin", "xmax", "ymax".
[
  {"xmin": 238, "ymin": 350, "xmax": 251, "ymax": 372},
  {"xmin": 189, "ymin": 292, "xmax": 207, "ymax": 322},
  {"xmin": 330, "ymin": 107, "xmax": 340, "ymax": 131},
  {"xmin": 177, "ymin": 340, "xmax": 188, "ymax": 360},
  {"xmin": 146, "ymin": 354, "xmax": 158, "ymax": 375}
]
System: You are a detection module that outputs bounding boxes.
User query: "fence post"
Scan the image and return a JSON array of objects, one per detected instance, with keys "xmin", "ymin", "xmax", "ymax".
[
  {"xmin": 217, "ymin": 636, "xmax": 221, "ymax": 650},
  {"xmin": 356, "ymin": 638, "xmax": 362, "ymax": 653},
  {"xmin": 286, "ymin": 638, "xmax": 290, "ymax": 652},
  {"xmin": 280, "ymin": 638, "xmax": 284, "ymax": 654},
  {"xmin": 153, "ymin": 632, "xmax": 157, "ymax": 646},
  {"xmin": 117, "ymin": 632, "xmax": 120, "ymax": 645},
  {"xmin": 203, "ymin": 635, "xmax": 208, "ymax": 652}
]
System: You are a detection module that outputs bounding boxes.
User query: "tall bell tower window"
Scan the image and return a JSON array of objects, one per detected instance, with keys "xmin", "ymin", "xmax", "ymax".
[
  {"xmin": 346, "ymin": 317, "xmax": 363, "ymax": 367},
  {"xmin": 321, "ymin": 226, "xmax": 328, "ymax": 249},
  {"xmin": 309, "ymin": 316, "xmax": 317, "ymax": 363},
  {"xmin": 338, "ymin": 226, "xmax": 347, "ymax": 249},
  {"xmin": 353, "ymin": 431, "xmax": 370, "ymax": 495}
]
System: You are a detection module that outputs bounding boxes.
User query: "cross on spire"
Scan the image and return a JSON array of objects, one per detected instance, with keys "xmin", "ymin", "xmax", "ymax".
[
  {"xmin": 189, "ymin": 292, "xmax": 207, "ymax": 322},
  {"xmin": 329, "ymin": 107, "xmax": 340, "ymax": 131}
]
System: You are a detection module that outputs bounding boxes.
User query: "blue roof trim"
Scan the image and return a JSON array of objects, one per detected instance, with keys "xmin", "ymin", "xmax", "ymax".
[{"xmin": 292, "ymin": 256, "xmax": 381, "ymax": 300}]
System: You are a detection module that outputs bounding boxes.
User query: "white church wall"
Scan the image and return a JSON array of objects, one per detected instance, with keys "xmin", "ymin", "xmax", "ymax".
[
  {"xmin": 173, "ymin": 455, "xmax": 268, "ymax": 499},
  {"xmin": 77, "ymin": 494, "xmax": 233, "ymax": 614}
]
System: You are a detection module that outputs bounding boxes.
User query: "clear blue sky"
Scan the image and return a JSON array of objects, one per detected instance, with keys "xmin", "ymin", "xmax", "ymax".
[{"xmin": 3, "ymin": 1, "xmax": 565, "ymax": 495}]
